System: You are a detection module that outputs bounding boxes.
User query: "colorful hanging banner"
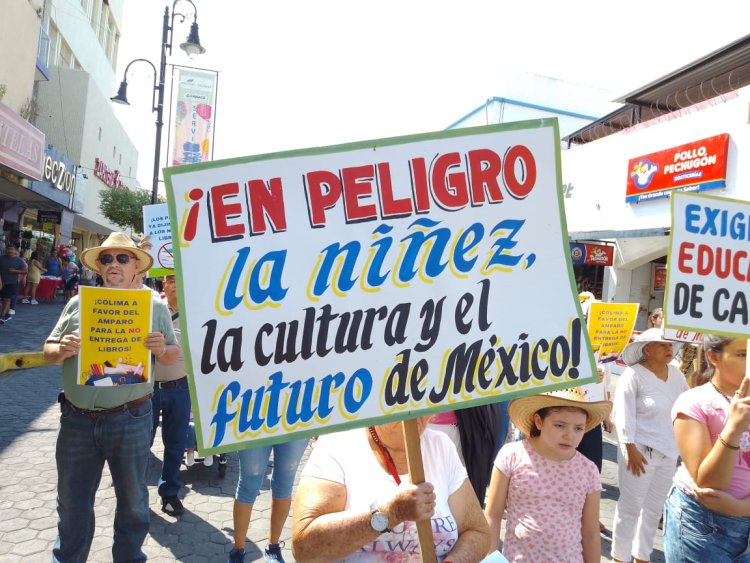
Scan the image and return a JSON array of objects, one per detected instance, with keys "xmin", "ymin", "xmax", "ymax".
[
  {"xmin": 170, "ymin": 68, "xmax": 216, "ymax": 166},
  {"xmin": 77, "ymin": 287, "xmax": 153, "ymax": 386}
]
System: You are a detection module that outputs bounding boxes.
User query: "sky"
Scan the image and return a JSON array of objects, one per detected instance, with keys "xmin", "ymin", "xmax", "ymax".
[{"xmin": 113, "ymin": 0, "xmax": 749, "ymax": 195}]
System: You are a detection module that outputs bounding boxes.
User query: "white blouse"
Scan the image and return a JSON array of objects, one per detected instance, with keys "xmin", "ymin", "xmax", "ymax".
[{"xmin": 613, "ymin": 363, "xmax": 689, "ymax": 459}]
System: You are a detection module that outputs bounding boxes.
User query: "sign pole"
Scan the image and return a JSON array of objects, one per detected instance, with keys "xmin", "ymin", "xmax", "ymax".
[{"xmin": 402, "ymin": 419, "xmax": 437, "ymax": 563}]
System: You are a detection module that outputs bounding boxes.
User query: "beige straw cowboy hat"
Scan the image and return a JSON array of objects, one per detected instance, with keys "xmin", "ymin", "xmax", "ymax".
[
  {"xmin": 80, "ymin": 232, "xmax": 153, "ymax": 275},
  {"xmin": 509, "ymin": 386, "xmax": 612, "ymax": 435}
]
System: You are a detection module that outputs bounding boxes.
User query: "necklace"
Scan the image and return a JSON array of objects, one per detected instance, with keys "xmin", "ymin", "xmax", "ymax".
[
  {"xmin": 710, "ymin": 380, "xmax": 733, "ymax": 403},
  {"xmin": 367, "ymin": 427, "xmax": 401, "ymax": 485}
]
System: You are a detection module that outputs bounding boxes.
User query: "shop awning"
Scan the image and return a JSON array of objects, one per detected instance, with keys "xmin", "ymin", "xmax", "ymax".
[{"xmin": 569, "ymin": 227, "xmax": 670, "ymax": 240}]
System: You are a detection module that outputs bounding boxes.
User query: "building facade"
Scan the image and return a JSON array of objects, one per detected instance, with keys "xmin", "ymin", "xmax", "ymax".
[
  {"xmin": 447, "ymin": 41, "xmax": 750, "ymax": 332},
  {"xmin": 0, "ymin": 0, "xmax": 142, "ymax": 259},
  {"xmin": 562, "ymin": 36, "xmax": 750, "ymax": 331}
]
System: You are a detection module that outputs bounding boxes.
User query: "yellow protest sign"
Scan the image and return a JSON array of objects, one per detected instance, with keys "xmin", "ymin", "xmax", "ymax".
[
  {"xmin": 77, "ymin": 287, "xmax": 153, "ymax": 386},
  {"xmin": 587, "ymin": 302, "xmax": 639, "ymax": 362}
]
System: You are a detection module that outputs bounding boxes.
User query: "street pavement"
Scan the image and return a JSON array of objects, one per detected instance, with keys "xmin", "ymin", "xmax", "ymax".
[{"xmin": 0, "ymin": 299, "xmax": 664, "ymax": 562}]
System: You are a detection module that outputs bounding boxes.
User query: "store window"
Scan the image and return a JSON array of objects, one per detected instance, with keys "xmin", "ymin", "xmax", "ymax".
[
  {"xmin": 574, "ymin": 264, "xmax": 604, "ymax": 299},
  {"xmin": 47, "ymin": 22, "xmax": 60, "ymax": 66},
  {"xmin": 20, "ymin": 219, "xmax": 57, "ymax": 258}
]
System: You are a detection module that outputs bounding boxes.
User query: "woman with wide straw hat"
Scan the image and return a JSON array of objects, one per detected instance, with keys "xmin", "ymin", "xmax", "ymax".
[
  {"xmin": 485, "ymin": 387, "xmax": 611, "ymax": 561},
  {"xmin": 610, "ymin": 328, "xmax": 689, "ymax": 563}
]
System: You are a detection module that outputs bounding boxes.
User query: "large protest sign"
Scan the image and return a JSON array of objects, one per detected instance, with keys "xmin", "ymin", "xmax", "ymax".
[
  {"xmin": 666, "ymin": 191, "xmax": 750, "ymax": 337},
  {"xmin": 77, "ymin": 287, "xmax": 153, "ymax": 386},
  {"xmin": 163, "ymin": 120, "xmax": 596, "ymax": 454},
  {"xmin": 143, "ymin": 203, "xmax": 174, "ymax": 277}
]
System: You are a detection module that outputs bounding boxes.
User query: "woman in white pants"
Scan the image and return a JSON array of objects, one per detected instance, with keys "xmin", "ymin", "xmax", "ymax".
[{"xmin": 611, "ymin": 329, "xmax": 689, "ymax": 562}]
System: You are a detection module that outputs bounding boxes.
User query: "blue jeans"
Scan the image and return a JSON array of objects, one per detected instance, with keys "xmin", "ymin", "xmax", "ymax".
[
  {"xmin": 151, "ymin": 380, "xmax": 191, "ymax": 498},
  {"xmin": 664, "ymin": 486, "xmax": 750, "ymax": 562},
  {"xmin": 53, "ymin": 398, "xmax": 152, "ymax": 563},
  {"xmin": 495, "ymin": 401, "xmax": 510, "ymax": 455},
  {"xmin": 236, "ymin": 439, "xmax": 309, "ymax": 504}
]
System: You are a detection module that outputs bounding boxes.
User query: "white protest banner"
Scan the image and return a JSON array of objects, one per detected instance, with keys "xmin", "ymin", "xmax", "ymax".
[
  {"xmin": 662, "ymin": 328, "xmax": 703, "ymax": 343},
  {"xmin": 666, "ymin": 191, "xmax": 750, "ymax": 337},
  {"xmin": 163, "ymin": 120, "xmax": 596, "ymax": 454},
  {"xmin": 143, "ymin": 203, "xmax": 174, "ymax": 277}
]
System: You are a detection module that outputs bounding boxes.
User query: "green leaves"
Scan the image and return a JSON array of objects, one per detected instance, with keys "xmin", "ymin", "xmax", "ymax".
[{"xmin": 98, "ymin": 187, "xmax": 153, "ymax": 234}]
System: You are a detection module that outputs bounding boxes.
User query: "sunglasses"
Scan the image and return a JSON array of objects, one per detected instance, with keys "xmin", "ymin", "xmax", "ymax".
[{"xmin": 98, "ymin": 253, "xmax": 135, "ymax": 265}]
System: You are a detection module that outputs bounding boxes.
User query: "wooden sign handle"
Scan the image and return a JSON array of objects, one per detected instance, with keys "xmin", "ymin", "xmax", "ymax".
[{"xmin": 402, "ymin": 418, "xmax": 437, "ymax": 563}]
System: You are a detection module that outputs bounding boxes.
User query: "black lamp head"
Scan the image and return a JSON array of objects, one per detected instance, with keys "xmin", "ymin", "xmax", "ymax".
[
  {"xmin": 110, "ymin": 80, "xmax": 130, "ymax": 105},
  {"xmin": 180, "ymin": 22, "xmax": 205, "ymax": 56}
]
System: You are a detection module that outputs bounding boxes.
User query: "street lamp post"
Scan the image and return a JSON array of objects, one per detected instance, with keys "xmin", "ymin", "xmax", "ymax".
[{"xmin": 111, "ymin": 1, "xmax": 206, "ymax": 204}]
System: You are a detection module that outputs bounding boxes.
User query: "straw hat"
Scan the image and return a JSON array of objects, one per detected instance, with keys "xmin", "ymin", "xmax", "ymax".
[
  {"xmin": 578, "ymin": 291, "xmax": 597, "ymax": 317},
  {"xmin": 578, "ymin": 291, "xmax": 595, "ymax": 303},
  {"xmin": 620, "ymin": 328, "xmax": 678, "ymax": 366},
  {"xmin": 80, "ymin": 232, "xmax": 153, "ymax": 275},
  {"xmin": 509, "ymin": 387, "xmax": 612, "ymax": 435}
]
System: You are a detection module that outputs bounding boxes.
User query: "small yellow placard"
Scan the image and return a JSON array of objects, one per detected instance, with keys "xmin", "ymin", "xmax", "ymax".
[
  {"xmin": 587, "ymin": 302, "xmax": 639, "ymax": 362},
  {"xmin": 77, "ymin": 287, "xmax": 153, "ymax": 386}
]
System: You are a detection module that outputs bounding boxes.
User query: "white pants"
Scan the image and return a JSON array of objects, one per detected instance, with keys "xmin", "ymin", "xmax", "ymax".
[{"xmin": 611, "ymin": 444, "xmax": 677, "ymax": 561}]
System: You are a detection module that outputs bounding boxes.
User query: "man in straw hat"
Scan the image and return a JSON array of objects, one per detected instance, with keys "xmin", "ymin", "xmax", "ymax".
[{"xmin": 44, "ymin": 232, "xmax": 180, "ymax": 562}]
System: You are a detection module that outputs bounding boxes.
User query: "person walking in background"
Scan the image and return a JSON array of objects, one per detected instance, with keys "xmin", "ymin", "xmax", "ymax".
[
  {"xmin": 484, "ymin": 388, "xmax": 610, "ymax": 562},
  {"xmin": 60, "ymin": 256, "xmax": 79, "ymax": 303},
  {"xmin": 648, "ymin": 308, "xmax": 663, "ymax": 329},
  {"xmin": 228, "ymin": 437, "xmax": 310, "ymax": 563},
  {"xmin": 43, "ymin": 232, "xmax": 179, "ymax": 562},
  {"xmin": 45, "ymin": 247, "xmax": 62, "ymax": 278},
  {"xmin": 0, "ymin": 245, "xmax": 28, "ymax": 324},
  {"xmin": 664, "ymin": 335, "xmax": 750, "ymax": 562},
  {"xmin": 135, "ymin": 237, "xmax": 193, "ymax": 516},
  {"xmin": 21, "ymin": 251, "xmax": 46, "ymax": 305},
  {"xmin": 428, "ymin": 404, "xmax": 504, "ymax": 506},
  {"xmin": 150, "ymin": 273, "xmax": 192, "ymax": 518},
  {"xmin": 611, "ymin": 329, "xmax": 689, "ymax": 563},
  {"xmin": 577, "ymin": 291, "xmax": 615, "ymax": 479}
]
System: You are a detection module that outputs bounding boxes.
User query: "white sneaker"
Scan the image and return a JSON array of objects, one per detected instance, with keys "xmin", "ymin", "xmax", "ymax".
[
  {"xmin": 21, "ymin": 298, "xmax": 30, "ymax": 304},
  {"xmin": 30, "ymin": 300, "xmax": 38, "ymax": 305},
  {"xmin": 203, "ymin": 455, "xmax": 213, "ymax": 467},
  {"xmin": 185, "ymin": 451, "xmax": 195, "ymax": 466},
  {"xmin": 9, "ymin": 309, "xmax": 15, "ymax": 315}
]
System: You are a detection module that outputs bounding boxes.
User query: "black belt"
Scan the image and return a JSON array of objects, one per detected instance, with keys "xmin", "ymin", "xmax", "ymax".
[
  {"xmin": 66, "ymin": 394, "xmax": 152, "ymax": 418},
  {"xmin": 156, "ymin": 376, "xmax": 187, "ymax": 389}
]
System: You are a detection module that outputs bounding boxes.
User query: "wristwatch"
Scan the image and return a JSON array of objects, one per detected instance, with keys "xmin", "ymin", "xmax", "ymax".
[{"xmin": 370, "ymin": 502, "xmax": 391, "ymax": 533}]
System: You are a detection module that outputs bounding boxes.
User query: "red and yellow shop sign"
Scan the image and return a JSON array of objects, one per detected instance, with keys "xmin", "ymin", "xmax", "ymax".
[
  {"xmin": 570, "ymin": 243, "xmax": 614, "ymax": 266},
  {"xmin": 625, "ymin": 133, "xmax": 729, "ymax": 203}
]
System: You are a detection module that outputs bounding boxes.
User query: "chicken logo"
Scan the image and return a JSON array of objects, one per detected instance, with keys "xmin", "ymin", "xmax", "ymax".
[
  {"xmin": 589, "ymin": 247, "xmax": 609, "ymax": 264},
  {"xmin": 630, "ymin": 159, "xmax": 659, "ymax": 189}
]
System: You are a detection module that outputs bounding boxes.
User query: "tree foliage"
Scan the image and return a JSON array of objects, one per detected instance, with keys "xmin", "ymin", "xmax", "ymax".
[{"xmin": 98, "ymin": 188, "xmax": 153, "ymax": 234}]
